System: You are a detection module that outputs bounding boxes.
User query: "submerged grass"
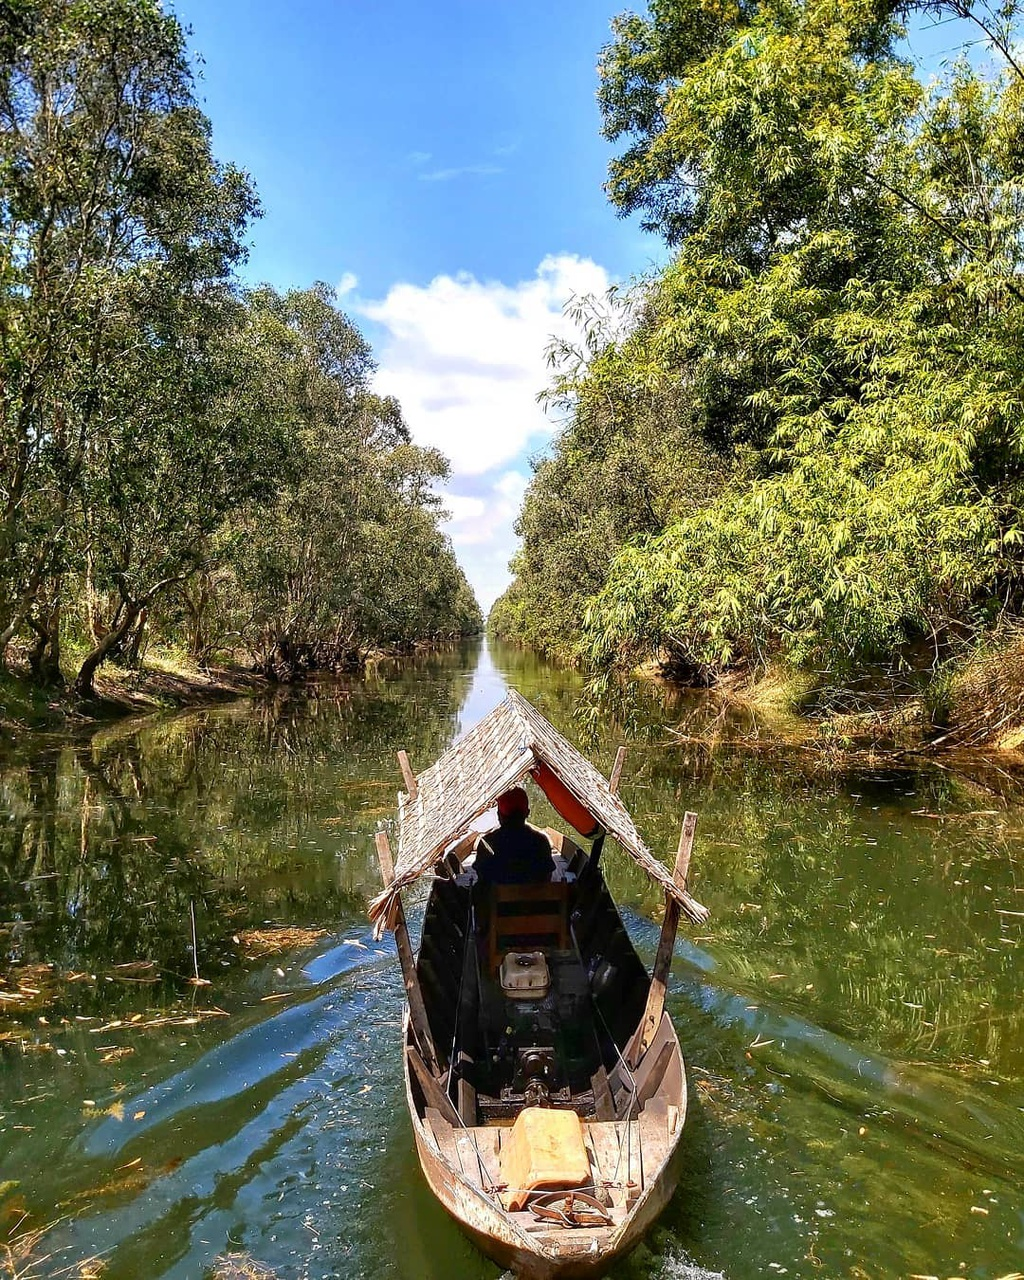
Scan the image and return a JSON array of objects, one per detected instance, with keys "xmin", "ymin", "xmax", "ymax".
[
  {"xmin": 0, "ymin": 1215, "xmax": 106, "ymax": 1280},
  {"xmin": 209, "ymin": 1255, "xmax": 278, "ymax": 1279},
  {"xmin": 236, "ymin": 927, "xmax": 327, "ymax": 958}
]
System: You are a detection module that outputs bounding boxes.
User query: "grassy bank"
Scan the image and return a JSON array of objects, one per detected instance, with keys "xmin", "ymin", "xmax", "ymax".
[
  {"xmin": 0, "ymin": 636, "xmax": 481, "ymax": 739},
  {"xmin": 648, "ymin": 636, "xmax": 1024, "ymax": 760},
  {"xmin": 0, "ymin": 647, "xmax": 265, "ymax": 738}
]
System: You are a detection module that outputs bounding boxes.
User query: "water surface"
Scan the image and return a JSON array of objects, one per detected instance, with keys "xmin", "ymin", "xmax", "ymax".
[{"xmin": 1, "ymin": 640, "xmax": 1021, "ymax": 1279}]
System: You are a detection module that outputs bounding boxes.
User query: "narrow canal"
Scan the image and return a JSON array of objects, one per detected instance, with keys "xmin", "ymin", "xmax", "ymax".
[{"xmin": 1, "ymin": 640, "xmax": 1021, "ymax": 1279}]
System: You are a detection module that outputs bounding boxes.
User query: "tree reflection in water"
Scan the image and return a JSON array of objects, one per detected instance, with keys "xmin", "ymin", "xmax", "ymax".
[{"xmin": 0, "ymin": 647, "xmax": 477, "ymax": 1020}]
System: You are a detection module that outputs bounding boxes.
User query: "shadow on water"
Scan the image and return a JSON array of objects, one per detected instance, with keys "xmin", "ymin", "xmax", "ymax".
[{"xmin": 1, "ymin": 636, "xmax": 1022, "ymax": 1278}]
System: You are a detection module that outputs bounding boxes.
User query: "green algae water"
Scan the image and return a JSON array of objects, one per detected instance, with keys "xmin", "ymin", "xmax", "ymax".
[{"xmin": 1, "ymin": 640, "xmax": 1021, "ymax": 1279}]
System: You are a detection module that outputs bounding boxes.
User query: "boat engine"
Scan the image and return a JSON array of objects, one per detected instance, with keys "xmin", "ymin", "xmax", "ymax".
[{"xmin": 515, "ymin": 1045, "xmax": 556, "ymax": 1106}]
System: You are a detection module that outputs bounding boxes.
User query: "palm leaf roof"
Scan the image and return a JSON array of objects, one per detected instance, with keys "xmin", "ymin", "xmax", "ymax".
[{"xmin": 368, "ymin": 689, "xmax": 707, "ymax": 929}]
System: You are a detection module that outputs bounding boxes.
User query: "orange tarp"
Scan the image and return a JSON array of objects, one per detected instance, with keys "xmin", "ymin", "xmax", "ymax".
[{"xmin": 530, "ymin": 760, "xmax": 600, "ymax": 839}]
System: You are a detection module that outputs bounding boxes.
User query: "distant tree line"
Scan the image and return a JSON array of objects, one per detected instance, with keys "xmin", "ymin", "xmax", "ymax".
[
  {"xmin": 493, "ymin": 0, "xmax": 1024, "ymax": 700},
  {"xmin": 0, "ymin": 0, "xmax": 480, "ymax": 697}
]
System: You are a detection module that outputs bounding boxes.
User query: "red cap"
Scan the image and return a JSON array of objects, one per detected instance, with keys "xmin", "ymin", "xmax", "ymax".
[{"xmin": 497, "ymin": 787, "xmax": 529, "ymax": 821}]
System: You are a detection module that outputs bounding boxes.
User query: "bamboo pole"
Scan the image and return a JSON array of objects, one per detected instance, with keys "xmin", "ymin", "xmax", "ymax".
[
  {"xmin": 627, "ymin": 811, "xmax": 697, "ymax": 1070},
  {"xmin": 397, "ymin": 750, "xmax": 418, "ymax": 799},
  {"xmin": 408, "ymin": 1043, "xmax": 461, "ymax": 1126},
  {"xmin": 608, "ymin": 746, "xmax": 627, "ymax": 796},
  {"xmin": 375, "ymin": 830, "xmax": 437, "ymax": 1071}
]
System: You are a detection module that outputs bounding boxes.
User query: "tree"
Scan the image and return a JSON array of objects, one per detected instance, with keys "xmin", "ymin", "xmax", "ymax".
[
  {"xmin": 0, "ymin": 4, "xmax": 479, "ymax": 694},
  {"xmin": 492, "ymin": 288, "xmax": 728, "ymax": 659},
  {"xmin": 0, "ymin": 0, "xmax": 262, "ymax": 690},
  {"xmin": 200, "ymin": 285, "xmax": 480, "ymax": 678},
  {"xmin": 72, "ymin": 283, "xmax": 290, "ymax": 695},
  {"xmin": 499, "ymin": 0, "xmax": 1024, "ymax": 688}
]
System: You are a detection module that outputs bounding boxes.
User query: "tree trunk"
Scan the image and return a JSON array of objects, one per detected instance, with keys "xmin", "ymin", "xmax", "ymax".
[
  {"xmin": 74, "ymin": 603, "xmax": 139, "ymax": 698},
  {"xmin": 26, "ymin": 599, "xmax": 64, "ymax": 687},
  {"xmin": 85, "ymin": 548, "xmax": 103, "ymax": 644},
  {"xmin": 26, "ymin": 621, "xmax": 48, "ymax": 680},
  {"xmin": 74, "ymin": 571, "xmax": 189, "ymax": 697},
  {"xmin": 0, "ymin": 555, "xmax": 48, "ymax": 669},
  {"xmin": 126, "ymin": 606, "xmax": 148, "ymax": 668},
  {"xmin": 185, "ymin": 576, "xmax": 210, "ymax": 662},
  {"xmin": 41, "ymin": 593, "xmax": 63, "ymax": 685}
]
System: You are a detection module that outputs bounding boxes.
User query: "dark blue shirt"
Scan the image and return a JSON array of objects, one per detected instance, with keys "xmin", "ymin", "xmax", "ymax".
[{"xmin": 475, "ymin": 820, "xmax": 555, "ymax": 885}]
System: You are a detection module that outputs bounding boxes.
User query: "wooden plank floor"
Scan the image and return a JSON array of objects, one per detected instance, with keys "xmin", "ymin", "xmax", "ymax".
[
  {"xmin": 453, "ymin": 1125, "xmax": 502, "ymax": 1189},
  {"xmin": 423, "ymin": 1107, "xmax": 674, "ymax": 1239},
  {"xmin": 433, "ymin": 1120, "xmax": 643, "ymax": 1198},
  {"xmin": 424, "ymin": 1106, "xmax": 685, "ymax": 1244}
]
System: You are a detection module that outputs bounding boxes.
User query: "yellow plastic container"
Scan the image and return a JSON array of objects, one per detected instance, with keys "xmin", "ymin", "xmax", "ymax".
[{"xmin": 499, "ymin": 1107, "xmax": 591, "ymax": 1211}]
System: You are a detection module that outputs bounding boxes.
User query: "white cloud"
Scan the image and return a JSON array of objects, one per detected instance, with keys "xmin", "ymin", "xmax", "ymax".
[
  {"xmin": 360, "ymin": 254, "xmax": 611, "ymax": 475},
  {"xmin": 336, "ymin": 271, "xmax": 359, "ymax": 297},
  {"xmin": 419, "ymin": 163, "xmax": 503, "ymax": 182},
  {"xmin": 441, "ymin": 470, "xmax": 529, "ymax": 612},
  {"xmin": 443, "ymin": 493, "xmax": 486, "ymax": 527},
  {"xmin": 357, "ymin": 255, "xmax": 614, "ymax": 612},
  {"xmin": 441, "ymin": 471, "xmax": 527, "ymax": 552}
]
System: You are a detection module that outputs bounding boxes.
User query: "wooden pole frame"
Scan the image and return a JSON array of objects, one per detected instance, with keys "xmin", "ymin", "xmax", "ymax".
[
  {"xmin": 626, "ymin": 811, "xmax": 697, "ymax": 1070},
  {"xmin": 592, "ymin": 747, "xmax": 624, "ymax": 873},
  {"xmin": 608, "ymin": 746, "xmax": 627, "ymax": 796},
  {"xmin": 397, "ymin": 750, "xmax": 418, "ymax": 799},
  {"xmin": 375, "ymin": 829, "xmax": 438, "ymax": 1072}
]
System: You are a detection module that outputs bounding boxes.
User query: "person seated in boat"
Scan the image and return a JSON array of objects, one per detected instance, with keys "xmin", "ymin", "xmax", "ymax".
[{"xmin": 475, "ymin": 786, "xmax": 556, "ymax": 885}]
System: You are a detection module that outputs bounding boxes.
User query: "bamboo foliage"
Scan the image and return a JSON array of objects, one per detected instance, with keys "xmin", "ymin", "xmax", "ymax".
[{"xmin": 495, "ymin": 0, "xmax": 1024, "ymax": 699}]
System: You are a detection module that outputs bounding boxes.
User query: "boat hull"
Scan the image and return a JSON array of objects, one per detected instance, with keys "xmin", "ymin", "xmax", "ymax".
[
  {"xmin": 374, "ymin": 692, "xmax": 705, "ymax": 1277},
  {"xmin": 405, "ymin": 1025, "xmax": 687, "ymax": 1279}
]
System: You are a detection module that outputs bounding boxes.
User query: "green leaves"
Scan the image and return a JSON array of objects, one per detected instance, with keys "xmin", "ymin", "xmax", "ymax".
[
  {"xmin": 500, "ymin": 0, "xmax": 1024, "ymax": 686},
  {"xmin": 212, "ymin": 285, "xmax": 479, "ymax": 676},
  {"xmin": 599, "ymin": 0, "xmax": 916, "ymax": 251},
  {"xmin": 0, "ymin": 4, "xmax": 480, "ymax": 687}
]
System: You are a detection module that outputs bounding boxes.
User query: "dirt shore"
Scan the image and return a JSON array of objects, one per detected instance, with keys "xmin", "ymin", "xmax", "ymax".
[{"xmin": 0, "ymin": 654, "xmax": 266, "ymax": 739}]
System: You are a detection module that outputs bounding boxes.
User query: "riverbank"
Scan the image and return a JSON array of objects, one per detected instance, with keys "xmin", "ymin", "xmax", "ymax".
[
  {"xmin": 0, "ymin": 637, "xmax": 482, "ymax": 740},
  {"xmin": 647, "ymin": 647, "xmax": 1024, "ymax": 761},
  {"xmin": 0, "ymin": 649, "xmax": 266, "ymax": 738}
]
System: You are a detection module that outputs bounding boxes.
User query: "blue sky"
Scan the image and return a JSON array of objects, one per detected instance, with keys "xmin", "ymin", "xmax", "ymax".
[
  {"xmin": 171, "ymin": 0, "xmax": 663, "ymax": 610},
  {"xmin": 172, "ymin": 0, "xmax": 986, "ymax": 611}
]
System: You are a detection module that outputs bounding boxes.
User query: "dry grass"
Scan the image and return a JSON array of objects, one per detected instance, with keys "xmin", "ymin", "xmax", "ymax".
[
  {"xmin": 0, "ymin": 1218, "xmax": 105, "ymax": 1280},
  {"xmin": 236, "ymin": 927, "xmax": 326, "ymax": 958},
  {"xmin": 209, "ymin": 1254, "xmax": 278, "ymax": 1280},
  {"xmin": 949, "ymin": 626, "xmax": 1024, "ymax": 749},
  {"xmin": 0, "ymin": 964, "xmax": 62, "ymax": 1016},
  {"xmin": 0, "ymin": 958, "xmax": 219, "ymax": 1045}
]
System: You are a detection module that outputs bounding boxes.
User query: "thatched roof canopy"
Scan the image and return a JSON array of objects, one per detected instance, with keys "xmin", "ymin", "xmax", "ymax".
[{"xmin": 368, "ymin": 690, "xmax": 707, "ymax": 930}]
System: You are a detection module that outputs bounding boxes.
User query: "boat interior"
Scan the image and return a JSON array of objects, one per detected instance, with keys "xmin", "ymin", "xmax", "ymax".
[{"xmin": 408, "ymin": 829, "xmax": 685, "ymax": 1230}]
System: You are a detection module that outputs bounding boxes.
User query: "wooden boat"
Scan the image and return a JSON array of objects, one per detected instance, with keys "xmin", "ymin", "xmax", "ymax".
[{"xmin": 369, "ymin": 690, "xmax": 708, "ymax": 1279}]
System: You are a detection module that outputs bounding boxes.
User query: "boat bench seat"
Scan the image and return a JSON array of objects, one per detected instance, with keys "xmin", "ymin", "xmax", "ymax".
[{"xmin": 486, "ymin": 881, "xmax": 571, "ymax": 970}]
